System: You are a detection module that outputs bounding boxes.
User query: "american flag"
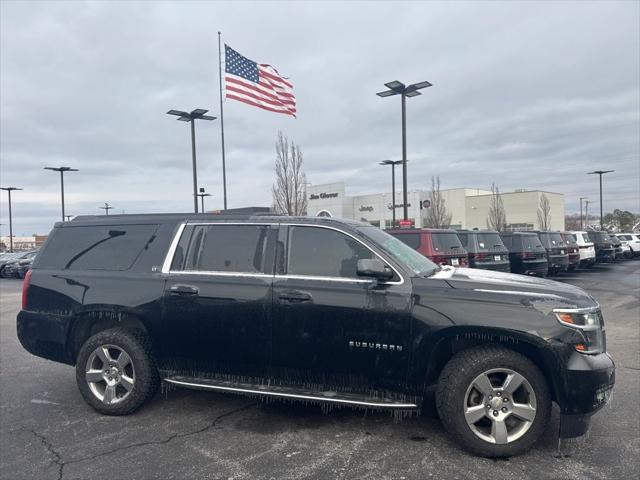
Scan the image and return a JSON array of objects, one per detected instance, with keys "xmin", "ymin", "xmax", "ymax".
[{"xmin": 225, "ymin": 45, "xmax": 296, "ymax": 117}]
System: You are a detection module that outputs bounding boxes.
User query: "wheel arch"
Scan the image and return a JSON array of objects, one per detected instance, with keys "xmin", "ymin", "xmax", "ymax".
[
  {"xmin": 67, "ymin": 307, "xmax": 151, "ymax": 364},
  {"xmin": 416, "ymin": 327, "xmax": 560, "ymax": 403}
]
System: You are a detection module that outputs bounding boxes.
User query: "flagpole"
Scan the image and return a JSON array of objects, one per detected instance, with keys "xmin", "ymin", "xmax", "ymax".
[{"xmin": 218, "ymin": 31, "xmax": 228, "ymax": 210}]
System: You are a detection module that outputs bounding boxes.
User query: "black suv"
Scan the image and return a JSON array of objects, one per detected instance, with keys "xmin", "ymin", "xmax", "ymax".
[
  {"xmin": 456, "ymin": 230, "xmax": 510, "ymax": 272},
  {"xmin": 534, "ymin": 231, "xmax": 570, "ymax": 276},
  {"xmin": 588, "ymin": 231, "xmax": 615, "ymax": 263},
  {"xmin": 499, "ymin": 232, "xmax": 548, "ymax": 276},
  {"xmin": 17, "ymin": 214, "xmax": 615, "ymax": 458}
]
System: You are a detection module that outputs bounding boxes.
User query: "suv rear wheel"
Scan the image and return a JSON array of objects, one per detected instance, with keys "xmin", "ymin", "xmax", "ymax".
[
  {"xmin": 75, "ymin": 328, "xmax": 159, "ymax": 415},
  {"xmin": 436, "ymin": 346, "xmax": 550, "ymax": 457}
]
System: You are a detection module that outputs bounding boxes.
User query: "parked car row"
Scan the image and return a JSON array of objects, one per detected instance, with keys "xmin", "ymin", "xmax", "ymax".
[
  {"xmin": 0, "ymin": 250, "xmax": 39, "ymax": 278},
  {"xmin": 387, "ymin": 228, "xmax": 639, "ymax": 277}
]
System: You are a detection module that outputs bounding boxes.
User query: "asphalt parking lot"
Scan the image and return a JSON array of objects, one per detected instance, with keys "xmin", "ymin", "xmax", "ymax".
[{"xmin": 0, "ymin": 262, "xmax": 638, "ymax": 480}]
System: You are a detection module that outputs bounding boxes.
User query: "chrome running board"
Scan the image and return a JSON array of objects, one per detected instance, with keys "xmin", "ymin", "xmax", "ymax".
[{"xmin": 164, "ymin": 376, "xmax": 419, "ymax": 409}]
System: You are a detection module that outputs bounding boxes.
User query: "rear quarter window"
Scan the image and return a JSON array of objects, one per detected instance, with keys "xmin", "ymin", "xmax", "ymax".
[{"xmin": 35, "ymin": 224, "xmax": 159, "ymax": 271}]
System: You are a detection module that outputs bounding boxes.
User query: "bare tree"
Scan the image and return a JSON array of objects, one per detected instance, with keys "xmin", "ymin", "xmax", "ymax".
[
  {"xmin": 272, "ymin": 131, "xmax": 307, "ymax": 215},
  {"xmin": 486, "ymin": 182, "xmax": 507, "ymax": 231},
  {"xmin": 537, "ymin": 193, "xmax": 551, "ymax": 231},
  {"xmin": 423, "ymin": 176, "xmax": 452, "ymax": 228}
]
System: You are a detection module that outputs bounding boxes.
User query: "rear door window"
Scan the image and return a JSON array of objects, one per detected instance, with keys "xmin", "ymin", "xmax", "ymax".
[
  {"xmin": 35, "ymin": 224, "xmax": 159, "ymax": 271},
  {"xmin": 287, "ymin": 226, "xmax": 374, "ymax": 278},
  {"xmin": 476, "ymin": 233, "xmax": 503, "ymax": 250},
  {"xmin": 431, "ymin": 233, "xmax": 463, "ymax": 252},
  {"xmin": 521, "ymin": 235, "xmax": 545, "ymax": 251},
  {"xmin": 183, "ymin": 224, "xmax": 270, "ymax": 273}
]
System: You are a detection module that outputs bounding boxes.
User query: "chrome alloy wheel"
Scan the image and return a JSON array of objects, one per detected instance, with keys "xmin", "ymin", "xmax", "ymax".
[
  {"xmin": 463, "ymin": 368, "xmax": 537, "ymax": 445},
  {"xmin": 85, "ymin": 345, "xmax": 135, "ymax": 405}
]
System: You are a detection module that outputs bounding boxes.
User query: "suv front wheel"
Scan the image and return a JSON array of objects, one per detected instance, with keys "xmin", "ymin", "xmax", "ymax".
[
  {"xmin": 75, "ymin": 328, "xmax": 159, "ymax": 415},
  {"xmin": 436, "ymin": 346, "xmax": 551, "ymax": 457}
]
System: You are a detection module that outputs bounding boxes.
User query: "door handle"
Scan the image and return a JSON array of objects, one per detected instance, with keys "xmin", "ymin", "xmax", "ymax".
[
  {"xmin": 169, "ymin": 284, "xmax": 199, "ymax": 296},
  {"xmin": 278, "ymin": 291, "xmax": 312, "ymax": 303}
]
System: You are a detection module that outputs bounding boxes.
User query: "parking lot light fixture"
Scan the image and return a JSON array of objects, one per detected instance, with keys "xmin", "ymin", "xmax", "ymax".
[
  {"xmin": 379, "ymin": 160, "xmax": 404, "ymax": 227},
  {"xmin": 99, "ymin": 203, "xmax": 113, "ymax": 215},
  {"xmin": 377, "ymin": 79, "xmax": 432, "ymax": 220},
  {"xmin": 587, "ymin": 170, "xmax": 614, "ymax": 230},
  {"xmin": 197, "ymin": 187, "xmax": 212, "ymax": 213},
  {"xmin": 167, "ymin": 109, "xmax": 217, "ymax": 213},
  {"xmin": 44, "ymin": 166, "xmax": 78, "ymax": 221},
  {"xmin": 1, "ymin": 187, "xmax": 22, "ymax": 252}
]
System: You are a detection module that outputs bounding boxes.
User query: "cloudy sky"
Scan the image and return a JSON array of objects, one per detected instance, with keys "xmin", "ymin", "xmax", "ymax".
[{"xmin": 1, "ymin": 0, "xmax": 639, "ymax": 235}]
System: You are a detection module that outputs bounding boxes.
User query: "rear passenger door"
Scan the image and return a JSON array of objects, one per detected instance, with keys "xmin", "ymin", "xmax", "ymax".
[
  {"xmin": 161, "ymin": 223, "xmax": 277, "ymax": 377},
  {"xmin": 271, "ymin": 225, "xmax": 412, "ymax": 390}
]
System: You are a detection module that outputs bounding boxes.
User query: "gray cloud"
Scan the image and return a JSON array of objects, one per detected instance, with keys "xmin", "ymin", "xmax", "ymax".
[{"xmin": 1, "ymin": 0, "xmax": 638, "ymax": 236}]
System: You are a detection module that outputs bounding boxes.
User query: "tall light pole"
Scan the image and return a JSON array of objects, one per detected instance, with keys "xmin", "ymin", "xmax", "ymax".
[
  {"xmin": 1, "ymin": 187, "xmax": 22, "ymax": 252},
  {"xmin": 579, "ymin": 196, "xmax": 588, "ymax": 230},
  {"xmin": 379, "ymin": 160, "xmax": 404, "ymax": 227},
  {"xmin": 377, "ymin": 79, "xmax": 432, "ymax": 221},
  {"xmin": 99, "ymin": 203, "xmax": 113, "ymax": 215},
  {"xmin": 167, "ymin": 109, "xmax": 217, "ymax": 213},
  {"xmin": 44, "ymin": 166, "xmax": 78, "ymax": 221},
  {"xmin": 197, "ymin": 187, "xmax": 212, "ymax": 213},
  {"xmin": 587, "ymin": 170, "xmax": 614, "ymax": 230}
]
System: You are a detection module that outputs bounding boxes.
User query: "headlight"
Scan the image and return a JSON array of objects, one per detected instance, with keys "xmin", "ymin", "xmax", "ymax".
[{"xmin": 553, "ymin": 307, "xmax": 605, "ymax": 354}]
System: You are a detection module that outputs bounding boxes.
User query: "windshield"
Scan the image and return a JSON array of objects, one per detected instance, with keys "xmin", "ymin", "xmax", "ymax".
[
  {"xmin": 476, "ymin": 233, "xmax": 504, "ymax": 250},
  {"xmin": 358, "ymin": 226, "xmax": 438, "ymax": 276}
]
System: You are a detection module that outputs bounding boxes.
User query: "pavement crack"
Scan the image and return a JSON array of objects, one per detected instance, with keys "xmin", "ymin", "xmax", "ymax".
[
  {"xmin": 25, "ymin": 428, "xmax": 65, "ymax": 480},
  {"xmin": 620, "ymin": 365, "xmax": 640, "ymax": 371},
  {"xmin": 66, "ymin": 402, "xmax": 257, "ymax": 467}
]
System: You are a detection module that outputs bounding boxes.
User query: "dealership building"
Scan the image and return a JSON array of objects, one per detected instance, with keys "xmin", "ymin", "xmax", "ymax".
[{"xmin": 306, "ymin": 182, "xmax": 565, "ymax": 231}]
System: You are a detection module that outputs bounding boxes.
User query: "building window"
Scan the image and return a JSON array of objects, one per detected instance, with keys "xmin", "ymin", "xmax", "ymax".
[{"xmin": 507, "ymin": 223, "xmax": 534, "ymax": 232}]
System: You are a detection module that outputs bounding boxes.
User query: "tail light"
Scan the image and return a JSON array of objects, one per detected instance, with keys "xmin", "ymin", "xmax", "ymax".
[
  {"xmin": 475, "ymin": 253, "xmax": 488, "ymax": 261},
  {"xmin": 22, "ymin": 269, "xmax": 32, "ymax": 310},
  {"xmin": 431, "ymin": 255, "xmax": 447, "ymax": 265},
  {"xmin": 460, "ymin": 257, "xmax": 468, "ymax": 266},
  {"xmin": 519, "ymin": 252, "xmax": 535, "ymax": 259}
]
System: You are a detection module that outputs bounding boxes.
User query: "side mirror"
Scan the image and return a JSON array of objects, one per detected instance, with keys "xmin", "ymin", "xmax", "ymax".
[{"xmin": 357, "ymin": 258, "xmax": 394, "ymax": 281}]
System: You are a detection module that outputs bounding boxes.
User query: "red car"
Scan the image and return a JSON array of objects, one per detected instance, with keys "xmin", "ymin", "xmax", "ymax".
[{"xmin": 387, "ymin": 228, "xmax": 469, "ymax": 267}]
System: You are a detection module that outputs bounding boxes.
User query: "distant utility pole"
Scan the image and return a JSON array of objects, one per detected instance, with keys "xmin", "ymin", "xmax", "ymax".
[
  {"xmin": 585, "ymin": 200, "xmax": 591, "ymax": 229},
  {"xmin": 1, "ymin": 187, "xmax": 22, "ymax": 252},
  {"xmin": 99, "ymin": 203, "xmax": 113, "ymax": 215},
  {"xmin": 579, "ymin": 197, "xmax": 588, "ymax": 230}
]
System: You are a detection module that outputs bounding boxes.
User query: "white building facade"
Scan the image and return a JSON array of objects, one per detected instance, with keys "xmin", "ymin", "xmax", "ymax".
[{"xmin": 306, "ymin": 183, "xmax": 565, "ymax": 231}]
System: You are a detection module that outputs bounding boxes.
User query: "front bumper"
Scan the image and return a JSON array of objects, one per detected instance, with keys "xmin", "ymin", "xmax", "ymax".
[
  {"xmin": 556, "ymin": 351, "xmax": 615, "ymax": 438},
  {"xmin": 17, "ymin": 310, "xmax": 74, "ymax": 365}
]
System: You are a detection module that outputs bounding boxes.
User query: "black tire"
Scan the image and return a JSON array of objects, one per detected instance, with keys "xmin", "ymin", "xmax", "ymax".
[
  {"xmin": 436, "ymin": 346, "xmax": 551, "ymax": 457},
  {"xmin": 75, "ymin": 327, "xmax": 159, "ymax": 415}
]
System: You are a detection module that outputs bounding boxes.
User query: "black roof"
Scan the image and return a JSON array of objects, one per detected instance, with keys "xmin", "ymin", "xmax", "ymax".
[
  {"xmin": 499, "ymin": 231, "xmax": 539, "ymax": 236},
  {"xmin": 63, "ymin": 213, "xmax": 369, "ymax": 229}
]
